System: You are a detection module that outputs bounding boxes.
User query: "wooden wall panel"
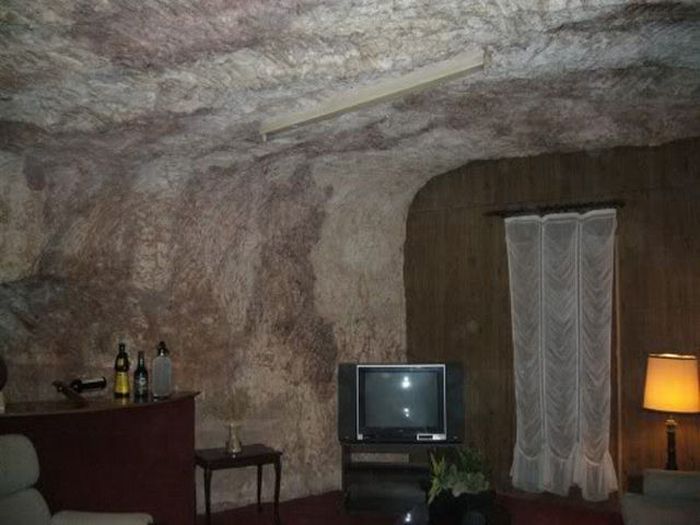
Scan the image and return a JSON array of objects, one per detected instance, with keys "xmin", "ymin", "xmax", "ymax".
[
  {"xmin": 405, "ymin": 210, "xmax": 447, "ymax": 361},
  {"xmin": 404, "ymin": 137, "xmax": 700, "ymax": 492}
]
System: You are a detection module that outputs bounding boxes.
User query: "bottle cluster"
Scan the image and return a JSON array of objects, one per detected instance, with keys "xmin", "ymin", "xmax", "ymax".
[{"xmin": 108, "ymin": 341, "xmax": 173, "ymax": 401}]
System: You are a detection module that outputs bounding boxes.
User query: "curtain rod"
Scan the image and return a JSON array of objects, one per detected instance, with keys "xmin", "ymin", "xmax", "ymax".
[{"xmin": 483, "ymin": 199, "xmax": 625, "ymax": 218}]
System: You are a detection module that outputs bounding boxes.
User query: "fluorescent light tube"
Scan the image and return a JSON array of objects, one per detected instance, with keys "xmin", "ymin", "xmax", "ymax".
[{"xmin": 260, "ymin": 48, "xmax": 485, "ymax": 140}]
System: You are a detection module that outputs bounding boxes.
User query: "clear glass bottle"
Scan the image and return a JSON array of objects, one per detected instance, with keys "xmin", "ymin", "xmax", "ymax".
[{"xmin": 152, "ymin": 341, "xmax": 172, "ymax": 399}]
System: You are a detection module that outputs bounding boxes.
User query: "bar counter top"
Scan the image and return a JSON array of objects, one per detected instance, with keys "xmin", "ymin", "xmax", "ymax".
[{"xmin": 1, "ymin": 390, "xmax": 198, "ymax": 417}]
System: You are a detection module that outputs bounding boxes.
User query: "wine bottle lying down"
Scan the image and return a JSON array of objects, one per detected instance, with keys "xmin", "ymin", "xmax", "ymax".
[{"xmin": 69, "ymin": 376, "xmax": 107, "ymax": 393}]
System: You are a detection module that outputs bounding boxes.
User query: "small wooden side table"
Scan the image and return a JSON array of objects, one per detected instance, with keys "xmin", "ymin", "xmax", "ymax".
[{"xmin": 195, "ymin": 444, "xmax": 282, "ymax": 525}]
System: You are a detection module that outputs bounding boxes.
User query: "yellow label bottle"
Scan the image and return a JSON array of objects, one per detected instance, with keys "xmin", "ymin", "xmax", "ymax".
[{"xmin": 113, "ymin": 343, "xmax": 130, "ymax": 398}]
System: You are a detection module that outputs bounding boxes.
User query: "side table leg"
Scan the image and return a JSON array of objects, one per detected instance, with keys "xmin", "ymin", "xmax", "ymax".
[
  {"xmin": 204, "ymin": 467, "xmax": 212, "ymax": 525},
  {"xmin": 274, "ymin": 458, "xmax": 281, "ymax": 524},
  {"xmin": 257, "ymin": 464, "xmax": 263, "ymax": 513}
]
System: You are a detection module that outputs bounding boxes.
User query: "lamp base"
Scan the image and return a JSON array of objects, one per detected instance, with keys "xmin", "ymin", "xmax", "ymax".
[{"xmin": 665, "ymin": 416, "xmax": 678, "ymax": 471}]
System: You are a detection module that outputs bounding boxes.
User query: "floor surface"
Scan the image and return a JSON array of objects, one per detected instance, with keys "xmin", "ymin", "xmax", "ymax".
[
  {"xmin": 197, "ymin": 489, "xmax": 624, "ymax": 525},
  {"xmin": 197, "ymin": 491, "xmax": 397, "ymax": 525}
]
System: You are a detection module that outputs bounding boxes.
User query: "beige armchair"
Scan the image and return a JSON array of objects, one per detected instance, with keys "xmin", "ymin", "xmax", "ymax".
[
  {"xmin": 621, "ymin": 469, "xmax": 700, "ymax": 525},
  {"xmin": 0, "ymin": 434, "xmax": 153, "ymax": 525}
]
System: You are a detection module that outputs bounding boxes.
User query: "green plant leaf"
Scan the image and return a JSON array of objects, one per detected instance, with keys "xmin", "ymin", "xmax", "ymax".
[
  {"xmin": 428, "ymin": 447, "xmax": 490, "ymax": 503},
  {"xmin": 427, "ymin": 453, "xmax": 448, "ymax": 504}
]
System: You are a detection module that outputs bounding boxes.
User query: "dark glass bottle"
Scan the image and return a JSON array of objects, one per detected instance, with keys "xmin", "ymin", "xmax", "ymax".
[
  {"xmin": 133, "ymin": 351, "xmax": 149, "ymax": 400},
  {"xmin": 113, "ymin": 343, "xmax": 130, "ymax": 399},
  {"xmin": 69, "ymin": 376, "xmax": 107, "ymax": 393}
]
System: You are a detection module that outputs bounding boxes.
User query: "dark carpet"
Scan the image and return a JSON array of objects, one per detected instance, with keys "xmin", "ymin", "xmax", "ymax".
[
  {"xmin": 197, "ymin": 490, "xmax": 396, "ymax": 524},
  {"xmin": 500, "ymin": 490, "xmax": 623, "ymax": 525},
  {"xmin": 197, "ymin": 490, "xmax": 623, "ymax": 525}
]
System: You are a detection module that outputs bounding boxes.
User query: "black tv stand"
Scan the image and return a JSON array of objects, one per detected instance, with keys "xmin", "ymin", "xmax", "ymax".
[{"xmin": 340, "ymin": 442, "xmax": 457, "ymax": 514}]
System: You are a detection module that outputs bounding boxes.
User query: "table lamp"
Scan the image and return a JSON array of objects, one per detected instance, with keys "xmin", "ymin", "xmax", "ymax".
[{"xmin": 643, "ymin": 353, "xmax": 700, "ymax": 470}]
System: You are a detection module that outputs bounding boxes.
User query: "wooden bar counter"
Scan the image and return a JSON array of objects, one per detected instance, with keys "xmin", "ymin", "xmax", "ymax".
[{"xmin": 0, "ymin": 391, "xmax": 198, "ymax": 525}]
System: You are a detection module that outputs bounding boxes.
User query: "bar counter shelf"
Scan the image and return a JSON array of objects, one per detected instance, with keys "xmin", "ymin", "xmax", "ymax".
[{"xmin": 0, "ymin": 391, "xmax": 199, "ymax": 525}]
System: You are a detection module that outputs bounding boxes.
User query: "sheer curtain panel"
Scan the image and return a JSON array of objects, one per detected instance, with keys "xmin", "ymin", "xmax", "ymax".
[{"xmin": 506, "ymin": 209, "xmax": 618, "ymax": 501}]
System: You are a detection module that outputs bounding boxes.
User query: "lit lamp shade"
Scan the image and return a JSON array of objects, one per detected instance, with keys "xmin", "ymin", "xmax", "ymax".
[{"xmin": 643, "ymin": 354, "xmax": 700, "ymax": 413}]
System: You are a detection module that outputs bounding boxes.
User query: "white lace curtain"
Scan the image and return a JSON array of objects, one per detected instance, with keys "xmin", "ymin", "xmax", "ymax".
[{"xmin": 505, "ymin": 209, "xmax": 618, "ymax": 501}]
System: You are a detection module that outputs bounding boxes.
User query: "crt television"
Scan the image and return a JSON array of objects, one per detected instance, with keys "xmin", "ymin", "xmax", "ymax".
[{"xmin": 337, "ymin": 363, "xmax": 464, "ymax": 443}]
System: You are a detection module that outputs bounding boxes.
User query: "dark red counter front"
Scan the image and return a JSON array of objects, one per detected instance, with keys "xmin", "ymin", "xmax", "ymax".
[{"xmin": 0, "ymin": 392, "xmax": 198, "ymax": 525}]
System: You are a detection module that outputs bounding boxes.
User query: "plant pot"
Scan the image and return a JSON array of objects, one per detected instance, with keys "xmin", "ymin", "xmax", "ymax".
[{"xmin": 428, "ymin": 490, "xmax": 494, "ymax": 525}]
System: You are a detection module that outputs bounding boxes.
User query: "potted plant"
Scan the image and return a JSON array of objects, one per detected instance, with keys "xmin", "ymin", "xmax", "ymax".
[{"xmin": 427, "ymin": 447, "xmax": 492, "ymax": 524}]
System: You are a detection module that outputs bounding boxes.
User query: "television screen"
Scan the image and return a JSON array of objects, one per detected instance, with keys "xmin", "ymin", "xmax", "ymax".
[{"xmin": 357, "ymin": 365, "xmax": 445, "ymax": 441}]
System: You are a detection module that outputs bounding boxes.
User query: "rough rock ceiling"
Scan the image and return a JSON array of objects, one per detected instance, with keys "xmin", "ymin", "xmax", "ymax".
[
  {"xmin": 1, "ymin": 1, "xmax": 699, "ymax": 506},
  {"xmin": 2, "ymin": 1, "xmax": 699, "ymax": 166}
]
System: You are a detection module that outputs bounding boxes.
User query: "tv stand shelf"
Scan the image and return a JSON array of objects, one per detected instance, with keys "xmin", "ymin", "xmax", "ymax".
[
  {"xmin": 340, "ymin": 442, "xmax": 457, "ymax": 513},
  {"xmin": 346, "ymin": 461, "xmax": 428, "ymax": 472},
  {"xmin": 343, "ymin": 442, "xmax": 457, "ymax": 454}
]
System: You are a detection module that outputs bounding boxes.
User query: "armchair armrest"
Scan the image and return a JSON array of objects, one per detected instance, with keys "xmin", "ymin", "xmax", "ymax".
[
  {"xmin": 51, "ymin": 511, "xmax": 153, "ymax": 525},
  {"xmin": 621, "ymin": 492, "xmax": 700, "ymax": 525},
  {"xmin": 643, "ymin": 469, "xmax": 700, "ymax": 499}
]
